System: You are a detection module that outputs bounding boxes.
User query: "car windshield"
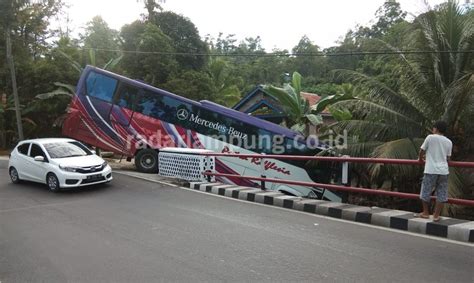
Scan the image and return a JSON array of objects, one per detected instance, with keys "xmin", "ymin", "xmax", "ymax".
[{"xmin": 44, "ymin": 141, "xmax": 92, "ymax": 159}]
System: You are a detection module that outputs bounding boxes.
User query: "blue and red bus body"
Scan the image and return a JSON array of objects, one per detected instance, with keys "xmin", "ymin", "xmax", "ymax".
[{"xmin": 63, "ymin": 66, "xmax": 341, "ymax": 201}]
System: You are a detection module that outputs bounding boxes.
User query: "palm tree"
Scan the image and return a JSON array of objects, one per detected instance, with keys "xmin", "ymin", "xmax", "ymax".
[
  {"xmin": 326, "ymin": 1, "xmax": 473, "ymax": 214},
  {"xmin": 264, "ymin": 71, "xmax": 323, "ymax": 135}
]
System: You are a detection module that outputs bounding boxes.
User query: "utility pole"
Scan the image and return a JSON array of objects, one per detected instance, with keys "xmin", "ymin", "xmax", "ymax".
[{"xmin": 5, "ymin": 27, "xmax": 24, "ymax": 140}]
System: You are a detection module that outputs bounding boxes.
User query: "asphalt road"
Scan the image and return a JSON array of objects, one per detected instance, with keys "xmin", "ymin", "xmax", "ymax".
[{"xmin": 1, "ymin": 160, "xmax": 473, "ymax": 282}]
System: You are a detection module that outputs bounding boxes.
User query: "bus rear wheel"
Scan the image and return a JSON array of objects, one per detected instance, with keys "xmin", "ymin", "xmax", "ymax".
[{"xmin": 135, "ymin": 149, "xmax": 158, "ymax": 173}]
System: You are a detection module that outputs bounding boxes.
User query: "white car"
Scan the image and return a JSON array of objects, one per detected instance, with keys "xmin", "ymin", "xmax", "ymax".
[{"xmin": 8, "ymin": 138, "xmax": 112, "ymax": 192}]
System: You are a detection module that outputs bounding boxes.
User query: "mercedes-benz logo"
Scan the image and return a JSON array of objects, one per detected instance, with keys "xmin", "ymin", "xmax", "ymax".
[{"xmin": 177, "ymin": 108, "xmax": 189, "ymax": 120}]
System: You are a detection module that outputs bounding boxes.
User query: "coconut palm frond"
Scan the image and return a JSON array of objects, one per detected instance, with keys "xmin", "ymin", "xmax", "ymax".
[
  {"xmin": 307, "ymin": 141, "xmax": 383, "ymax": 170},
  {"xmin": 312, "ymin": 86, "xmax": 355, "ymax": 114},
  {"xmin": 442, "ymin": 73, "xmax": 474, "ymax": 124},
  {"xmin": 454, "ymin": 14, "xmax": 474, "ymax": 76},
  {"xmin": 400, "ymin": 70, "xmax": 443, "ymax": 120},
  {"xmin": 329, "ymin": 119, "xmax": 403, "ymax": 143},
  {"xmin": 334, "ymin": 141, "xmax": 385, "ymax": 158},
  {"xmin": 368, "ymin": 138, "xmax": 424, "ymax": 181},
  {"xmin": 416, "ymin": 13, "xmax": 446, "ymax": 91},
  {"xmin": 443, "ymin": 167, "xmax": 467, "ymax": 217},
  {"xmin": 333, "ymin": 69, "xmax": 424, "ymax": 120},
  {"xmin": 437, "ymin": 2, "xmax": 471, "ymax": 78},
  {"xmin": 333, "ymin": 100, "xmax": 429, "ymax": 141},
  {"xmin": 334, "ymin": 99, "xmax": 420, "ymax": 128},
  {"xmin": 416, "ymin": 1, "xmax": 472, "ymax": 91},
  {"xmin": 447, "ymin": 167, "xmax": 465, "ymax": 200}
]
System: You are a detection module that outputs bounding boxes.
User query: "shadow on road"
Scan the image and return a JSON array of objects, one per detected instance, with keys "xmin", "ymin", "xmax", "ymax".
[{"xmin": 2, "ymin": 179, "xmax": 112, "ymax": 199}]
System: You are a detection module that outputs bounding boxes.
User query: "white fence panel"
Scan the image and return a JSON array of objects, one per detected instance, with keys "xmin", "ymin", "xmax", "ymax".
[{"xmin": 158, "ymin": 147, "xmax": 215, "ymax": 182}]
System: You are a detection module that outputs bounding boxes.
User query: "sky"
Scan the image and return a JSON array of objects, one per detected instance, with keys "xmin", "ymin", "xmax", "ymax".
[{"xmin": 60, "ymin": 0, "xmax": 449, "ymax": 51}]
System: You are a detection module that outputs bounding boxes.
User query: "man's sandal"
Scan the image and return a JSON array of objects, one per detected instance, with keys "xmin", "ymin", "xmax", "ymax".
[{"xmin": 433, "ymin": 217, "xmax": 441, "ymax": 222}]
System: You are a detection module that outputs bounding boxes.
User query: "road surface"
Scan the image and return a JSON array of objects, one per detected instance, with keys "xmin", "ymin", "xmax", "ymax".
[{"xmin": 0, "ymin": 160, "xmax": 473, "ymax": 282}]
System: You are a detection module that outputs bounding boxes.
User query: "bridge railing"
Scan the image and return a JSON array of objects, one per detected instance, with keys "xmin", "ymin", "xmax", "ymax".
[{"xmin": 196, "ymin": 152, "xmax": 474, "ymax": 207}]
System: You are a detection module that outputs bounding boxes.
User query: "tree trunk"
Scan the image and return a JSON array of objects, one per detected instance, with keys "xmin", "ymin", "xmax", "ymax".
[{"xmin": 5, "ymin": 27, "xmax": 24, "ymax": 141}]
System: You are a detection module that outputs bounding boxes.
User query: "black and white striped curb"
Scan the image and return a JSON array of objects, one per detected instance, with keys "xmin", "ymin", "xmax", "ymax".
[{"xmin": 189, "ymin": 182, "xmax": 474, "ymax": 243}]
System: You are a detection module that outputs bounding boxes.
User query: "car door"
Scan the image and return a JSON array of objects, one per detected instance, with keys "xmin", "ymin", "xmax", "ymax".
[
  {"xmin": 26, "ymin": 143, "xmax": 49, "ymax": 183},
  {"xmin": 14, "ymin": 143, "xmax": 32, "ymax": 181}
]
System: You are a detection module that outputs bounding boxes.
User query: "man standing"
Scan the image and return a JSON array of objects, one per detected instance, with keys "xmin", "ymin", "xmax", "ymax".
[{"xmin": 417, "ymin": 121, "xmax": 452, "ymax": 222}]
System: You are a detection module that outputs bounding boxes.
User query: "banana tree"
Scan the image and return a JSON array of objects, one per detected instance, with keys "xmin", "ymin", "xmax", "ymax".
[{"xmin": 264, "ymin": 72, "xmax": 323, "ymax": 135}]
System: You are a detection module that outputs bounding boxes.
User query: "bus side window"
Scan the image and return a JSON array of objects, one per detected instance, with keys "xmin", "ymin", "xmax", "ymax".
[
  {"xmin": 136, "ymin": 90, "xmax": 162, "ymax": 118},
  {"xmin": 86, "ymin": 71, "xmax": 118, "ymax": 103},
  {"xmin": 115, "ymin": 83, "xmax": 138, "ymax": 110}
]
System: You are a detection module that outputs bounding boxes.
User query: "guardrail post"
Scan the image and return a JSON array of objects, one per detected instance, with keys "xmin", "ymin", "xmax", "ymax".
[
  {"xmin": 342, "ymin": 155, "xmax": 349, "ymax": 186},
  {"xmin": 260, "ymin": 154, "xmax": 266, "ymax": 190}
]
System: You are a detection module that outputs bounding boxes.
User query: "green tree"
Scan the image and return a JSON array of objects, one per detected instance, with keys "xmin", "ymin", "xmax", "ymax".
[
  {"xmin": 153, "ymin": 11, "xmax": 209, "ymax": 70},
  {"xmin": 139, "ymin": 0, "xmax": 164, "ymax": 20},
  {"xmin": 121, "ymin": 21, "xmax": 177, "ymax": 85},
  {"xmin": 371, "ymin": 0, "xmax": 407, "ymax": 38},
  {"xmin": 161, "ymin": 70, "xmax": 215, "ymax": 102},
  {"xmin": 81, "ymin": 16, "xmax": 121, "ymax": 68},
  {"xmin": 207, "ymin": 58, "xmax": 243, "ymax": 106},
  {"xmin": 0, "ymin": 0, "xmax": 63, "ymax": 145},
  {"xmin": 290, "ymin": 35, "xmax": 326, "ymax": 79}
]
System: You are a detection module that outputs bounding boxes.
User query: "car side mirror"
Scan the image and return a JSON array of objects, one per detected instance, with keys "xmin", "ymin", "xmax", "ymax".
[{"xmin": 34, "ymin": 156, "xmax": 45, "ymax": 162}]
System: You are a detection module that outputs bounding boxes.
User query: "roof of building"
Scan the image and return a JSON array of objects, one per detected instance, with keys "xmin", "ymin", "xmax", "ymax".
[{"xmin": 233, "ymin": 85, "xmax": 330, "ymax": 115}]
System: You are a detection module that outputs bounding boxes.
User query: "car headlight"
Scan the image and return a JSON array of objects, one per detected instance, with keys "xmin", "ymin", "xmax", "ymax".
[
  {"xmin": 102, "ymin": 161, "xmax": 108, "ymax": 168},
  {"xmin": 59, "ymin": 164, "xmax": 78, "ymax": 172}
]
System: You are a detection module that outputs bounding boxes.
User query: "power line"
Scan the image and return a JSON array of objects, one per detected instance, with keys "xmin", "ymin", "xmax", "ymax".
[{"xmin": 78, "ymin": 47, "xmax": 474, "ymax": 57}]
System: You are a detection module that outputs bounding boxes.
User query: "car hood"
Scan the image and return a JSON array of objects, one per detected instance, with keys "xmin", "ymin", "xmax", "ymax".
[{"xmin": 54, "ymin": 155, "xmax": 105, "ymax": 168}]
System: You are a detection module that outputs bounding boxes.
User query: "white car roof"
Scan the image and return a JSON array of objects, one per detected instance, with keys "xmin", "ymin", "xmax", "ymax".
[{"xmin": 19, "ymin": 138, "xmax": 77, "ymax": 145}]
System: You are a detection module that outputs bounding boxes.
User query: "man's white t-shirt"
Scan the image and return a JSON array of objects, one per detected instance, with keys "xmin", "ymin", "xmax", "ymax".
[{"xmin": 420, "ymin": 134, "xmax": 452, "ymax": 175}]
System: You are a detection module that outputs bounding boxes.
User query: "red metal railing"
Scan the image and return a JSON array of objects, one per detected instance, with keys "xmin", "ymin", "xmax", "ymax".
[
  {"xmin": 201, "ymin": 153, "xmax": 474, "ymax": 168},
  {"xmin": 199, "ymin": 153, "xmax": 474, "ymax": 206}
]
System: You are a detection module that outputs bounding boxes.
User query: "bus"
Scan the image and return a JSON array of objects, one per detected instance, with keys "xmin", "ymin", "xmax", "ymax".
[{"xmin": 62, "ymin": 66, "xmax": 342, "ymax": 201}]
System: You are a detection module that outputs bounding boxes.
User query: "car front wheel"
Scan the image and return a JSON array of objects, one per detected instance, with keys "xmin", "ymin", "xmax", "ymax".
[
  {"xmin": 9, "ymin": 167, "xmax": 21, "ymax": 184},
  {"xmin": 47, "ymin": 173, "xmax": 60, "ymax": 192}
]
